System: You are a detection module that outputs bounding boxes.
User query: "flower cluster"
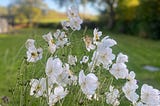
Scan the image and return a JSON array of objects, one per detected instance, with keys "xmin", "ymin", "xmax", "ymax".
[
  {"xmin": 42, "ymin": 29, "xmax": 69, "ymax": 54},
  {"xmin": 25, "ymin": 5, "xmax": 160, "ymax": 106},
  {"xmin": 105, "ymin": 86, "xmax": 120, "ymax": 106},
  {"xmin": 61, "ymin": 6, "xmax": 82, "ymax": 31},
  {"xmin": 25, "ymin": 39, "xmax": 43, "ymax": 62}
]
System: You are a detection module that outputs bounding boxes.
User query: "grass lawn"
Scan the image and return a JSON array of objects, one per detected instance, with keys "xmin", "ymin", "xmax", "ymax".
[{"xmin": 0, "ymin": 28, "xmax": 160, "ymax": 105}]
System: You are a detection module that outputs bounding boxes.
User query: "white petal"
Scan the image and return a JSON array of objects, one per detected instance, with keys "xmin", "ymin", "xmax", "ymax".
[{"xmin": 79, "ymin": 70, "xmax": 85, "ymax": 85}]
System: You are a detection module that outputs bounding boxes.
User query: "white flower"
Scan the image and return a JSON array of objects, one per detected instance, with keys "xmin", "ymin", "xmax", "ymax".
[
  {"xmin": 26, "ymin": 47, "xmax": 43, "ymax": 63},
  {"xmin": 53, "ymin": 29, "xmax": 61, "ymax": 39},
  {"xmin": 55, "ymin": 63, "xmax": 77, "ymax": 87},
  {"xmin": 95, "ymin": 47, "xmax": 115, "ymax": 69},
  {"xmin": 25, "ymin": 39, "xmax": 35, "ymax": 49},
  {"xmin": 79, "ymin": 70, "xmax": 99, "ymax": 96},
  {"xmin": 91, "ymin": 36, "xmax": 116, "ymax": 69},
  {"xmin": 126, "ymin": 71, "xmax": 136, "ymax": 81},
  {"xmin": 101, "ymin": 36, "xmax": 117, "ymax": 47},
  {"xmin": 45, "ymin": 57, "xmax": 63, "ymax": 82},
  {"xmin": 48, "ymin": 42, "xmax": 57, "ymax": 54},
  {"xmin": 116, "ymin": 53, "xmax": 128, "ymax": 63},
  {"xmin": 61, "ymin": 21, "xmax": 70, "ymax": 30},
  {"xmin": 97, "ymin": 36, "xmax": 117, "ymax": 50},
  {"xmin": 25, "ymin": 39, "xmax": 43, "ymax": 62},
  {"xmin": 140, "ymin": 84, "xmax": 160, "ymax": 106},
  {"xmin": 125, "ymin": 71, "xmax": 138, "ymax": 90},
  {"xmin": 63, "ymin": 63, "xmax": 77, "ymax": 85},
  {"xmin": 83, "ymin": 36, "xmax": 95, "ymax": 52},
  {"xmin": 109, "ymin": 63, "xmax": 128, "ymax": 79},
  {"xmin": 49, "ymin": 86, "xmax": 68, "ymax": 106},
  {"xmin": 42, "ymin": 32, "xmax": 53, "ymax": 43},
  {"xmin": 68, "ymin": 55, "xmax": 77, "ymax": 65},
  {"xmin": 66, "ymin": 5, "xmax": 83, "ymax": 31},
  {"xmin": 30, "ymin": 78, "xmax": 46, "ymax": 98},
  {"xmin": 69, "ymin": 17, "xmax": 83, "ymax": 31},
  {"xmin": 105, "ymin": 86, "xmax": 120, "ymax": 106},
  {"xmin": 122, "ymin": 86, "xmax": 139, "ymax": 103},
  {"xmin": 80, "ymin": 56, "xmax": 89, "ymax": 64},
  {"xmin": 57, "ymin": 32, "xmax": 68, "ymax": 48},
  {"xmin": 122, "ymin": 71, "xmax": 139, "ymax": 104},
  {"xmin": 122, "ymin": 82, "xmax": 139, "ymax": 103},
  {"xmin": 43, "ymin": 32, "xmax": 57, "ymax": 54},
  {"xmin": 67, "ymin": 5, "xmax": 79, "ymax": 19},
  {"xmin": 93, "ymin": 28, "xmax": 102, "ymax": 44},
  {"xmin": 53, "ymin": 30, "xmax": 69, "ymax": 48},
  {"xmin": 46, "ymin": 57, "xmax": 77, "ymax": 86}
]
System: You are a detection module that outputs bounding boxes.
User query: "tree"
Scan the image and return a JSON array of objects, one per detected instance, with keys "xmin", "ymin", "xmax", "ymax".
[
  {"xmin": 101, "ymin": 0, "xmax": 118, "ymax": 29},
  {"xmin": 137, "ymin": 0, "xmax": 160, "ymax": 39},
  {"xmin": 0, "ymin": 6, "xmax": 8, "ymax": 16},
  {"xmin": 117, "ymin": 0, "xmax": 139, "ymax": 21},
  {"xmin": 9, "ymin": 0, "xmax": 48, "ymax": 26},
  {"xmin": 114, "ymin": 0, "xmax": 139, "ymax": 33}
]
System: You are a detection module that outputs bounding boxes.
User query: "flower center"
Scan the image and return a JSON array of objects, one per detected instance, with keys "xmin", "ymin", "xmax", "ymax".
[
  {"xmin": 36, "ymin": 84, "xmax": 41, "ymax": 92},
  {"xmin": 96, "ymin": 34, "xmax": 99, "ymax": 41},
  {"xmin": 31, "ymin": 52, "xmax": 38, "ymax": 57},
  {"xmin": 51, "ymin": 39, "xmax": 55, "ymax": 44}
]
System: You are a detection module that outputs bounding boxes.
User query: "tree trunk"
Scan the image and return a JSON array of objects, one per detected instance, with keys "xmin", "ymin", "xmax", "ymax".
[{"xmin": 107, "ymin": 4, "xmax": 115, "ymax": 29}]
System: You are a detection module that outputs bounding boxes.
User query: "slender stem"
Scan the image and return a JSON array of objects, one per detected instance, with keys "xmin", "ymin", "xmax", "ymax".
[{"xmin": 90, "ymin": 51, "xmax": 98, "ymax": 72}]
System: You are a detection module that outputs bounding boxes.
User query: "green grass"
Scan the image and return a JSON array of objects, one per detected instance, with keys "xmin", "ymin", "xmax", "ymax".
[{"xmin": 0, "ymin": 28, "xmax": 160, "ymax": 105}]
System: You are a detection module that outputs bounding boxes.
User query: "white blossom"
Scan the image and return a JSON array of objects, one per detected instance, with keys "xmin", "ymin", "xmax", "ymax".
[
  {"xmin": 53, "ymin": 29, "xmax": 61, "ymax": 39},
  {"xmin": 79, "ymin": 70, "xmax": 99, "ymax": 97},
  {"xmin": 63, "ymin": 63, "xmax": 77, "ymax": 85},
  {"xmin": 69, "ymin": 17, "xmax": 83, "ymax": 31},
  {"xmin": 43, "ymin": 32, "xmax": 57, "ymax": 54},
  {"xmin": 67, "ymin": 5, "xmax": 79, "ymax": 19},
  {"xmin": 30, "ymin": 78, "xmax": 46, "ymax": 98},
  {"xmin": 49, "ymin": 86, "xmax": 68, "ymax": 106},
  {"xmin": 125, "ymin": 71, "xmax": 138, "ymax": 90},
  {"xmin": 83, "ymin": 36, "xmax": 95, "ymax": 52},
  {"xmin": 42, "ymin": 32, "xmax": 53, "ymax": 43},
  {"xmin": 53, "ymin": 30, "xmax": 69, "ymax": 48},
  {"xmin": 98, "ymin": 36, "xmax": 117, "ymax": 49},
  {"xmin": 105, "ymin": 86, "xmax": 120, "ymax": 106},
  {"xmin": 110, "ymin": 63, "xmax": 128, "ymax": 79},
  {"xmin": 122, "ymin": 71, "xmax": 139, "ymax": 104},
  {"xmin": 91, "ymin": 36, "xmax": 116, "ymax": 69},
  {"xmin": 26, "ymin": 39, "xmax": 43, "ymax": 62},
  {"xmin": 95, "ymin": 47, "xmax": 115, "ymax": 69},
  {"xmin": 140, "ymin": 84, "xmax": 160, "ymax": 106},
  {"xmin": 68, "ymin": 55, "xmax": 77, "ymax": 65},
  {"xmin": 80, "ymin": 56, "xmax": 89, "ymax": 64},
  {"xmin": 45, "ymin": 57, "xmax": 63, "ymax": 83},
  {"xmin": 93, "ymin": 28, "xmax": 102, "ymax": 44},
  {"xmin": 122, "ymin": 84, "xmax": 139, "ymax": 103},
  {"xmin": 116, "ymin": 53, "xmax": 128, "ymax": 63},
  {"xmin": 61, "ymin": 21, "xmax": 70, "ymax": 30},
  {"xmin": 25, "ymin": 39, "xmax": 35, "ymax": 49},
  {"xmin": 56, "ymin": 63, "xmax": 77, "ymax": 86},
  {"xmin": 46, "ymin": 57, "xmax": 77, "ymax": 87},
  {"xmin": 65, "ymin": 5, "xmax": 83, "ymax": 31}
]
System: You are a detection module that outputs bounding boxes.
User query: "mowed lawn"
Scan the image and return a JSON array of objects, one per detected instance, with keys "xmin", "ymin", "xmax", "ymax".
[{"xmin": 0, "ymin": 28, "xmax": 160, "ymax": 105}]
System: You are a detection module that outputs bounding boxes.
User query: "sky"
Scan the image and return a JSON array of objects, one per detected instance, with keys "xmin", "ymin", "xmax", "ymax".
[{"xmin": 0, "ymin": 0, "xmax": 99, "ymax": 15}]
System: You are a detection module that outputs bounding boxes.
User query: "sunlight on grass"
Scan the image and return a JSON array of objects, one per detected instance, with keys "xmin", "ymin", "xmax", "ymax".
[{"xmin": 0, "ymin": 34, "xmax": 9, "ymax": 38}]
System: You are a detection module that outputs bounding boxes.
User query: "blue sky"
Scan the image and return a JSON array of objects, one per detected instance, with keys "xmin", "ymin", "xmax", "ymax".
[
  {"xmin": 0, "ymin": 0, "xmax": 10, "ymax": 6},
  {"xmin": 0, "ymin": 0, "xmax": 99, "ymax": 15}
]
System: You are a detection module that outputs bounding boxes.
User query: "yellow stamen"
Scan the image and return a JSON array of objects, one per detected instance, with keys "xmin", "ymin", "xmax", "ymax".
[
  {"xmin": 31, "ymin": 52, "xmax": 37, "ymax": 57},
  {"xmin": 51, "ymin": 39, "xmax": 55, "ymax": 44}
]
